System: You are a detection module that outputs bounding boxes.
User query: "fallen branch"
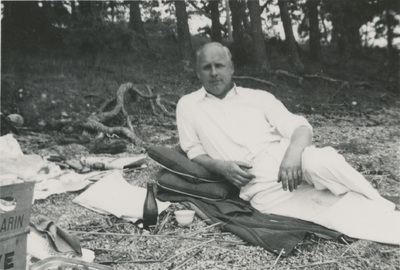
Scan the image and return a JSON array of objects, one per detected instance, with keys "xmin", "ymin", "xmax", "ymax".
[
  {"xmin": 272, "ymin": 69, "xmax": 353, "ymax": 90},
  {"xmin": 233, "ymin": 75, "xmax": 277, "ymax": 88},
  {"xmin": 303, "ymin": 74, "xmax": 347, "ymax": 84},
  {"xmin": 81, "ymin": 83, "xmax": 143, "ymax": 145},
  {"xmin": 274, "ymin": 70, "xmax": 303, "ymax": 83},
  {"xmin": 146, "ymin": 85, "xmax": 162, "ymax": 117},
  {"xmin": 156, "ymin": 94, "xmax": 175, "ymax": 117},
  {"xmin": 80, "ymin": 119, "xmax": 142, "ymax": 145}
]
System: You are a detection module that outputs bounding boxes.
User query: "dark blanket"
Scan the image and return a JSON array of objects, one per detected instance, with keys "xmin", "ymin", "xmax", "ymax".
[{"xmin": 157, "ymin": 189, "xmax": 347, "ymax": 256}]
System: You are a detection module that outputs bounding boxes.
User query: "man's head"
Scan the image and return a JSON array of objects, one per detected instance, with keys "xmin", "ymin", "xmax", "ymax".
[{"xmin": 196, "ymin": 42, "xmax": 234, "ymax": 99}]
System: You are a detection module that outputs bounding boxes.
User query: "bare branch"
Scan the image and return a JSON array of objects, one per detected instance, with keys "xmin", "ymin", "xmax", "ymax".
[{"xmin": 233, "ymin": 75, "xmax": 277, "ymax": 87}]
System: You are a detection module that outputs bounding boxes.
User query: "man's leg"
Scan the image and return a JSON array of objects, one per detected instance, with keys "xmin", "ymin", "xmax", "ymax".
[{"xmin": 301, "ymin": 146, "xmax": 393, "ymax": 209}]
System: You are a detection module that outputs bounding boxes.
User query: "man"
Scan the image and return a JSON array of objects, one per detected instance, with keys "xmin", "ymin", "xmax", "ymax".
[{"xmin": 176, "ymin": 42, "xmax": 400, "ymax": 244}]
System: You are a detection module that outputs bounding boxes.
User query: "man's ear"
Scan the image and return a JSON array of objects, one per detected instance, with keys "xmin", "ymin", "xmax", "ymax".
[
  {"xmin": 231, "ymin": 61, "xmax": 235, "ymax": 74},
  {"xmin": 196, "ymin": 71, "xmax": 201, "ymax": 80}
]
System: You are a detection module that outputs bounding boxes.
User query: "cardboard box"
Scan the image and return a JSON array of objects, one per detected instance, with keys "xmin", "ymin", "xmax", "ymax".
[
  {"xmin": 0, "ymin": 229, "xmax": 29, "ymax": 270},
  {"xmin": 0, "ymin": 182, "xmax": 34, "ymax": 238}
]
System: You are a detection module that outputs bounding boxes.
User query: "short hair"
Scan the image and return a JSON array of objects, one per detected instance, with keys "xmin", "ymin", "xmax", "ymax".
[{"xmin": 195, "ymin": 42, "xmax": 232, "ymax": 64}]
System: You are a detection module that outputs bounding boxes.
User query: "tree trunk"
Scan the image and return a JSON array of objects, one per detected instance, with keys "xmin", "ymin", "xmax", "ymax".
[
  {"xmin": 230, "ymin": 0, "xmax": 247, "ymax": 65},
  {"xmin": 247, "ymin": 0, "xmax": 269, "ymax": 72},
  {"xmin": 129, "ymin": 1, "xmax": 149, "ymax": 48},
  {"xmin": 278, "ymin": 0, "xmax": 304, "ymax": 73},
  {"xmin": 109, "ymin": 1, "xmax": 115, "ymax": 22},
  {"xmin": 307, "ymin": 0, "xmax": 323, "ymax": 63},
  {"xmin": 327, "ymin": 1, "xmax": 367, "ymax": 58},
  {"xmin": 386, "ymin": 9, "xmax": 394, "ymax": 58},
  {"xmin": 78, "ymin": 1, "xmax": 93, "ymax": 17},
  {"xmin": 230, "ymin": 0, "xmax": 244, "ymax": 42},
  {"xmin": 240, "ymin": 0, "xmax": 251, "ymax": 33},
  {"xmin": 224, "ymin": 0, "xmax": 233, "ymax": 42},
  {"xmin": 209, "ymin": 0, "xmax": 222, "ymax": 42},
  {"xmin": 174, "ymin": 1, "xmax": 195, "ymax": 64}
]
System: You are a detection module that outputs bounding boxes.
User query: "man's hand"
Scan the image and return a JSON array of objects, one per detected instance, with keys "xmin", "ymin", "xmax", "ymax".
[
  {"xmin": 277, "ymin": 126, "xmax": 312, "ymax": 192},
  {"xmin": 278, "ymin": 145, "xmax": 303, "ymax": 191},
  {"xmin": 217, "ymin": 160, "xmax": 255, "ymax": 188},
  {"xmin": 192, "ymin": 155, "xmax": 255, "ymax": 188}
]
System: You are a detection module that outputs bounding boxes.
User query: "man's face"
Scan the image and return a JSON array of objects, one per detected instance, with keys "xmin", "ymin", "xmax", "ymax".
[{"xmin": 196, "ymin": 46, "xmax": 234, "ymax": 99}]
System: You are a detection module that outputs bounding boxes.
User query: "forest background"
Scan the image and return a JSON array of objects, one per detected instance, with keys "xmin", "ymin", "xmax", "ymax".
[{"xmin": 1, "ymin": 0, "xmax": 400, "ymax": 269}]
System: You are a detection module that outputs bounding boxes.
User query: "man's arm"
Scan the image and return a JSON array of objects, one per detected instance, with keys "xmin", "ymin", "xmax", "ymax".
[
  {"xmin": 192, "ymin": 154, "xmax": 255, "ymax": 188},
  {"xmin": 278, "ymin": 126, "xmax": 312, "ymax": 192}
]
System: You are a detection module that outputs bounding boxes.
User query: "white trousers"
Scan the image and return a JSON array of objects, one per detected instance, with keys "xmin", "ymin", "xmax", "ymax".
[{"xmin": 243, "ymin": 146, "xmax": 400, "ymax": 245}]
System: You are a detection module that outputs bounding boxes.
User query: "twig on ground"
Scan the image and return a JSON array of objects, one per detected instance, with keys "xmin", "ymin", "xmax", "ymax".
[
  {"xmin": 154, "ymin": 212, "xmax": 171, "ymax": 235},
  {"xmin": 341, "ymin": 238, "xmax": 369, "ymax": 269},
  {"xmin": 94, "ymin": 248, "xmax": 129, "ymax": 254},
  {"xmin": 171, "ymin": 255, "xmax": 195, "ymax": 270},
  {"xmin": 185, "ymin": 222, "xmax": 223, "ymax": 237},
  {"xmin": 164, "ymin": 239, "xmax": 215, "ymax": 263},
  {"xmin": 271, "ymin": 248, "xmax": 285, "ymax": 269},
  {"xmin": 201, "ymin": 232, "xmax": 231, "ymax": 236},
  {"xmin": 380, "ymin": 248, "xmax": 400, "ymax": 253},
  {"xmin": 98, "ymin": 259, "xmax": 163, "ymax": 265},
  {"xmin": 294, "ymin": 256, "xmax": 356, "ymax": 269},
  {"xmin": 69, "ymin": 230, "xmax": 245, "ymax": 244},
  {"xmin": 295, "ymin": 259, "xmax": 338, "ymax": 268}
]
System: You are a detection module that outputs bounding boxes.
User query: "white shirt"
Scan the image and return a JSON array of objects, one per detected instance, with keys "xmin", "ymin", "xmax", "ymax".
[{"xmin": 176, "ymin": 85, "xmax": 312, "ymax": 165}]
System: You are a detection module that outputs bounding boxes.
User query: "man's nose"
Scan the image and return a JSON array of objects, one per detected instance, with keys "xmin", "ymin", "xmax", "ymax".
[{"xmin": 210, "ymin": 66, "xmax": 217, "ymax": 76}]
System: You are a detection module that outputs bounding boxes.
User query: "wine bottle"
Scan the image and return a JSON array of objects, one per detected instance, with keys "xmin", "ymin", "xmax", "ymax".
[{"xmin": 143, "ymin": 183, "xmax": 158, "ymax": 230}]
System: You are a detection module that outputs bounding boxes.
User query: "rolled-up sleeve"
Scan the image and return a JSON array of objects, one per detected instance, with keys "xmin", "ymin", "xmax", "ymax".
[
  {"xmin": 176, "ymin": 98, "xmax": 207, "ymax": 160},
  {"xmin": 263, "ymin": 94, "xmax": 312, "ymax": 138}
]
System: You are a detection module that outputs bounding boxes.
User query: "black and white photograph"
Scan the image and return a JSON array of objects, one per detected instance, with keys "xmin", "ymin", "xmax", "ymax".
[{"xmin": 1, "ymin": 0, "xmax": 399, "ymax": 269}]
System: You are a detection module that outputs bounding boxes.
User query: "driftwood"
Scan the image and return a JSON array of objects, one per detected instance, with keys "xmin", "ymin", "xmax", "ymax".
[{"xmin": 80, "ymin": 83, "xmax": 179, "ymax": 145}]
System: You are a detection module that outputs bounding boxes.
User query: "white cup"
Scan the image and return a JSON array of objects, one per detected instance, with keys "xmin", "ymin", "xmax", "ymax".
[{"xmin": 174, "ymin": 210, "xmax": 195, "ymax": 226}]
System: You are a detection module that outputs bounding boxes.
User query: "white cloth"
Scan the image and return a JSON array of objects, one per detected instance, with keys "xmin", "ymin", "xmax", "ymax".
[
  {"xmin": 73, "ymin": 171, "xmax": 170, "ymax": 222},
  {"xmin": 250, "ymin": 146, "xmax": 399, "ymax": 244},
  {"xmin": 177, "ymin": 86, "xmax": 400, "ymax": 244}
]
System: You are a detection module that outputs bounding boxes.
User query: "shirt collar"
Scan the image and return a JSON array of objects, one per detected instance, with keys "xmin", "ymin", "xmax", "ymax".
[{"xmin": 201, "ymin": 83, "xmax": 238, "ymax": 100}]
